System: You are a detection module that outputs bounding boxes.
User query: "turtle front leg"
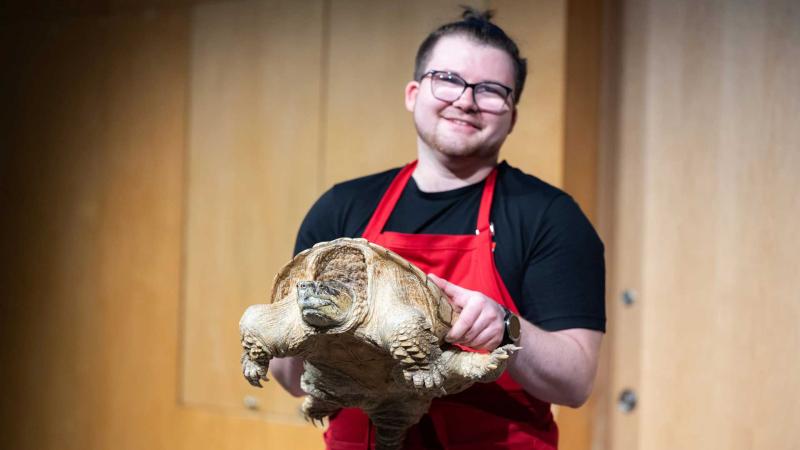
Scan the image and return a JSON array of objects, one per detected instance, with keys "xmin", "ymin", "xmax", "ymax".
[
  {"xmin": 299, "ymin": 362, "xmax": 344, "ymax": 423},
  {"xmin": 239, "ymin": 301, "xmax": 306, "ymax": 387},
  {"xmin": 241, "ymin": 333, "xmax": 272, "ymax": 387},
  {"xmin": 386, "ymin": 314, "xmax": 443, "ymax": 391},
  {"xmin": 301, "ymin": 396, "xmax": 340, "ymax": 427},
  {"xmin": 437, "ymin": 344, "xmax": 521, "ymax": 393}
]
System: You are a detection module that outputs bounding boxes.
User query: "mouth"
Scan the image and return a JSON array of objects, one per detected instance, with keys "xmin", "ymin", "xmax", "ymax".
[
  {"xmin": 299, "ymin": 296, "xmax": 341, "ymax": 327},
  {"xmin": 302, "ymin": 311, "xmax": 339, "ymax": 328},
  {"xmin": 298, "ymin": 295, "xmax": 334, "ymax": 310},
  {"xmin": 443, "ymin": 116, "xmax": 481, "ymax": 130}
]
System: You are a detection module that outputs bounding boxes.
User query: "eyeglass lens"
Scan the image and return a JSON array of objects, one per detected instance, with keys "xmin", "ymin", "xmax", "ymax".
[{"xmin": 429, "ymin": 72, "xmax": 510, "ymax": 112}]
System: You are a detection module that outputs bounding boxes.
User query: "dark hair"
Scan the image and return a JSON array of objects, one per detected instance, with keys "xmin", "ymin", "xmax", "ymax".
[{"xmin": 413, "ymin": 7, "xmax": 527, "ymax": 105}]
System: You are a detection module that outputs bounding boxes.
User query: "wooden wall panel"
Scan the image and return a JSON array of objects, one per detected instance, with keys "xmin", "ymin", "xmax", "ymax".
[
  {"xmin": 598, "ymin": 0, "xmax": 648, "ymax": 448},
  {"xmin": 603, "ymin": 1, "xmax": 800, "ymax": 449},
  {"xmin": 0, "ymin": 10, "xmax": 190, "ymax": 450},
  {"xmin": 490, "ymin": 0, "xmax": 567, "ymax": 187},
  {"xmin": 558, "ymin": 1, "xmax": 605, "ymax": 448},
  {"xmin": 562, "ymin": 0, "xmax": 602, "ymax": 223},
  {"xmin": 641, "ymin": 2, "xmax": 800, "ymax": 448},
  {"xmin": 0, "ymin": 5, "xmax": 324, "ymax": 450},
  {"xmin": 181, "ymin": 0, "xmax": 325, "ymax": 423}
]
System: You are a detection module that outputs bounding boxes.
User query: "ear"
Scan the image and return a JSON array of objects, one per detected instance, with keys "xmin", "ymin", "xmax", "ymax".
[
  {"xmin": 508, "ymin": 107, "xmax": 518, "ymax": 134},
  {"xmin": 404, "ymin": 80, "xmax": 420, "ymax": 112}
]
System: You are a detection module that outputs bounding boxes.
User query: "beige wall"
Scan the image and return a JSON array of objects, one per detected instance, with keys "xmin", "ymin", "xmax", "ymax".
[
  {"xmin": 1, "ymin": 1, "xmax": 603, "ymax": 449},
  {"xmin": 599, "ymin": 0, "xmax": 800, "ymax": 449}
]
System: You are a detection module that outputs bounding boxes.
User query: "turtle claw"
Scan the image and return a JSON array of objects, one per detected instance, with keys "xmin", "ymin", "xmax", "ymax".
[
  {"xmin": 242, "ymin": 356, "xmax": 269, "ymax": 388},
  {"xmin": 301, "ymin": 395, "xmax": 340, "ymax": 424},
  {"xmin": 403, "ymin": 367, "xmax": 444, "ymax": 391},
  {"xmin": 469, "ymin": 344, "xmax": 520, "ymax": 381}
]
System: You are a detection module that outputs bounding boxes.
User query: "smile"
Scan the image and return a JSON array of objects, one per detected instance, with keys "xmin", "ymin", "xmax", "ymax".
[{"xmin": 444, "ymin": 117, "xmax": 480, "ymax": 129}]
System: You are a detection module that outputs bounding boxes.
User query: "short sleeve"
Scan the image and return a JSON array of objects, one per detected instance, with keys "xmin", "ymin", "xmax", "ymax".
[{"xmin": 520, "ymin": 195, "xmax": 606, "ymax": 332}]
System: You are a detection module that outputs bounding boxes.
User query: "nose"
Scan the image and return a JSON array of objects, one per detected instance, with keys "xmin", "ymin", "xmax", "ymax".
[{"xmin": 451, "ymin": 86, "xmax": 478, "ymax": 111}]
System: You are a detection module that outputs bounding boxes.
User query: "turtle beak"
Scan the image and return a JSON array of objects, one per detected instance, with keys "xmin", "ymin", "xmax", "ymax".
[{"xmin": 296, "ymin": 280, "xmax": 352, "ymax": 328}]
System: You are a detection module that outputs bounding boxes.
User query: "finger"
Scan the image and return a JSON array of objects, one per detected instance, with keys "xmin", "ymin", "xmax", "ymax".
[
  {"xmin": 463, "ymin": 298, "xmax": 505, "ymax": 339},
  {"xmin": 461, "ymin": 306, "xmax": 496, "ymax": 343},
  {"xmin": 468, "ymin": 327, "xmax": 501, "ymax": 351},
  {"xmin": 465, "ymin": 306, "xmax": 505, "ymax": 348},
  {"xmin": 428, "ymin": 274, "xmax": 462, "ymax": 309},
  {"xmin": 446, "ymin": 300, "xmax": 481, "ymax": 343},
  {"xmin": 428, "ymin": 273, "xmax": 471, "ymax": 307}
]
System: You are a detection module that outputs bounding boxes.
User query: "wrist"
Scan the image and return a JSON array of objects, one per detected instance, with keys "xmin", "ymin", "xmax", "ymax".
[{"xmin": 499, "ymin": 306, "xmax": 521, "ymax": 346}]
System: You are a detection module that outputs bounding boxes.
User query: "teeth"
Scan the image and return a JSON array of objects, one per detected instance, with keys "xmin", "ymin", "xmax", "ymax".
[{"xmin": 448, "ymin": 118, "xmax": 476, "ymax": 127}]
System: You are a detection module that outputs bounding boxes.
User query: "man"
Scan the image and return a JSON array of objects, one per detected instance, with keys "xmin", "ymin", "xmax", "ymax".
[{"xmin": 271, "ymin": 9, "xmax": 605, "ymax": 450}]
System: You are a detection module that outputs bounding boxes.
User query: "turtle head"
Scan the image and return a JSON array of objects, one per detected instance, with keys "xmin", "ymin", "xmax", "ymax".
[{"xmin": 296, "ymin": 280, "xmax": 354, "ymax": 328}]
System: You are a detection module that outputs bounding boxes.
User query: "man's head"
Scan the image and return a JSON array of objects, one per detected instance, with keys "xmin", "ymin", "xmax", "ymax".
[
  {"xmin": 405, "ymin": 9, "xmax": 526, "ymax": 162},
  {"xmin": 413, "ymin": 8, "xmax": 527, "ymax": 105}
]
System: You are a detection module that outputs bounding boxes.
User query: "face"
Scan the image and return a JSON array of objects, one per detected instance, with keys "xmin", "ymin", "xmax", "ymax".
[
  {"xmin": 296, "ymin": 280, "xmax": 354, "ymax": 329},
  {"xmin": 405, "ymin": 35, "xmax": 518, "ymax": 162}
]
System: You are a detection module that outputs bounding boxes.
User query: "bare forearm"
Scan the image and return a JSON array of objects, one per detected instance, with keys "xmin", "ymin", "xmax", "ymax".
[
  {"xmin": 424, "ymin": 275, "xmax": 603, "ymax": 407},
  {"xmin": 269, "ymin": 356, "xmax": 306, "ymax": 397},
  {"xmin": 507, "ymin": 321, "xmax": 602, "ymax": 408}
]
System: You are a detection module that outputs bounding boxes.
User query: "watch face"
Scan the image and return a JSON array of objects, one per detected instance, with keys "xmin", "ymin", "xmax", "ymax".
[{"xmin": 507, "ymin": 314, "xmax": 521, "ymax": 341}]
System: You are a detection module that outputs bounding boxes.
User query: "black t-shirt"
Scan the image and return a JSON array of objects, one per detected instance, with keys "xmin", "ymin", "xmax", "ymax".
[{"xmin": 294, "ymin": 161, "xmax": 606, "ymax": 332}]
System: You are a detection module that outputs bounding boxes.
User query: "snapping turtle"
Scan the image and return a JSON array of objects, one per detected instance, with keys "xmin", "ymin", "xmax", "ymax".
[{"xmin": 239, "ymin": 238, "xmax": 518, "ymax": 450}]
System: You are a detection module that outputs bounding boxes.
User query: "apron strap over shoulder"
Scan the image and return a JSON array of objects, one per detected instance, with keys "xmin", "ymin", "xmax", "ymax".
[
  {"xmin": 362, "ymin": 161, "xmax": 417, "ymax": 241},
  {"xmin": 475, "ymin": 168, "xmax": 498, "ymax": 234}
]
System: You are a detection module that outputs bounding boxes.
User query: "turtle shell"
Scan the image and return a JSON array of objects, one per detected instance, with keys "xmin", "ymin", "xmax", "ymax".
[{"xmin": 269, "ymin": 238, "xmax": 457, "ymax": 337}]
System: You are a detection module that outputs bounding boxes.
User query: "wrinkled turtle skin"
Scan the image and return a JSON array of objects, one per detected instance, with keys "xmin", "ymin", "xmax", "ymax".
[{"xmin": 239, "ymin": 238, "xmax": 519, "ymax": 450}]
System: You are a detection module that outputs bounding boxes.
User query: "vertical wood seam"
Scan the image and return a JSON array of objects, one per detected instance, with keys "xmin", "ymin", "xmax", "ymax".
[
  {"xmin": 317, "ymin": 0, "xmax": 331, "ymax": 194},
  {"xmin": 176, "ymin": 3, "xmax": 194, "ymax": 408}
]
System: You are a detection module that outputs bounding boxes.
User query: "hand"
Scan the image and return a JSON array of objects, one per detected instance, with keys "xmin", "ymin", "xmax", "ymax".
[{"xmin": 428, "ymin": 273, "xmax": 506, "ymax": 351}]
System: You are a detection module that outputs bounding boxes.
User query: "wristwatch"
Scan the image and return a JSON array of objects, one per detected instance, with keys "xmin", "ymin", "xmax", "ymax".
[{"xmin": 500, "ymin": 306, "xmax": 521, "ymax": 346}]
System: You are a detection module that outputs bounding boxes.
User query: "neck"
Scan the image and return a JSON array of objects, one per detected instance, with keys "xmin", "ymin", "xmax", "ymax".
[{"xmin": 413, "ymin": 146, "xmax": 498, "ymax": 192}]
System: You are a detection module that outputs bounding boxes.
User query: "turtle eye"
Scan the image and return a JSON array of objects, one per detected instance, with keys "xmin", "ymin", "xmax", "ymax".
[{"xmin": 318, "ymin": 280, "xmax": 344, "ymax": 296}]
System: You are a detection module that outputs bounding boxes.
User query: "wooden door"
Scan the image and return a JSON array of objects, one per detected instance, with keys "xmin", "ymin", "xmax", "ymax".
[{"xmin": 600, "ymin": 1, "xmax": 800, "ymax": 449}]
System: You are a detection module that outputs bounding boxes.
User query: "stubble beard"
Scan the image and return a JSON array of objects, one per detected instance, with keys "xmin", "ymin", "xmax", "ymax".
[{"xmin": 416, "ymin": 120, "xmax": 499, "ymax": 163}]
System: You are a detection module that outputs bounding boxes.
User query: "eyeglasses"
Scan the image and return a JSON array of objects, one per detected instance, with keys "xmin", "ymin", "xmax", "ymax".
[{"xmin": 421, "ymin": 70, "xmax": 514, "ymax": 113}]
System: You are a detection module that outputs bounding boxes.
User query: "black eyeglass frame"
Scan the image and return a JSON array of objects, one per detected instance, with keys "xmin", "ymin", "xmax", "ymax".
[{"xmin": 420, "ymin": 70, "xmax": 515, "ymax": 111}]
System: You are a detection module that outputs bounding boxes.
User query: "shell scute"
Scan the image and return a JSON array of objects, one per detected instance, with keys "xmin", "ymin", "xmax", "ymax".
[{"xmin": 272, "ymin": 238, "xmax": 454, "ymax": 330}]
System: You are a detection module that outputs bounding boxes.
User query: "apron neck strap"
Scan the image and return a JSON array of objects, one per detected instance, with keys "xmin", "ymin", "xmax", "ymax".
[
  {"xmin": 476, "ymin": 167, "xmax": 498, "ymax": 233},
  {"xmin": 362, "ymin": 160, "xmax": 499, "ymax": 239},
  {"xmin": 362, "ymin": 161, "xmax": 417, "ymax": 240}
]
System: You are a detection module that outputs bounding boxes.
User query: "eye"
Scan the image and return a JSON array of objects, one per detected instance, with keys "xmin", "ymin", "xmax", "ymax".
[
  {"xmin": 434, "ymin": 72, "xmax": 465, "ymax": 86},
  {"xmin": 475, "ymin": 83, "xmax": 508, "ymax": 97}
]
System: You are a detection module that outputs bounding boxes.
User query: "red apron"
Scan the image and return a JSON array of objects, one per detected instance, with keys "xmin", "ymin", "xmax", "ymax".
[{"xmin": 324, "ymin": 161, "xmax": 558, "ymax": 450}]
